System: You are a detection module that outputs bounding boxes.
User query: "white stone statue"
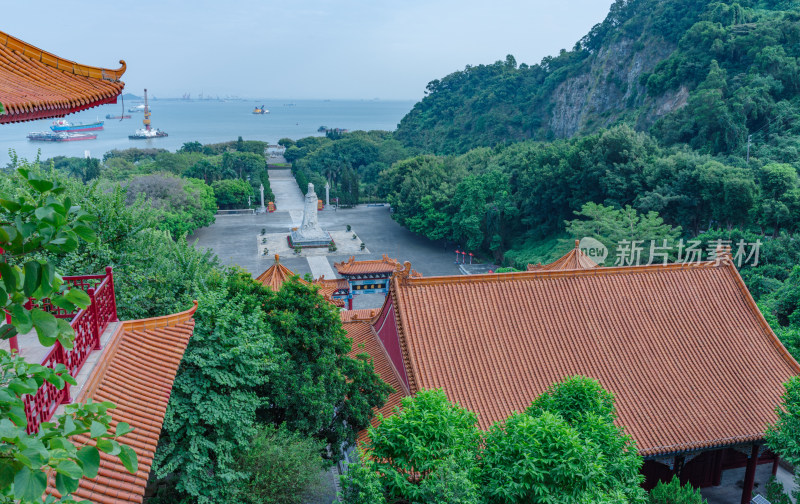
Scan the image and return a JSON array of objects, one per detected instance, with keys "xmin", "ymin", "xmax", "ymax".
[
  {"xmin": 294, "ymin": 183, "xmax": 329, "ymax": 242},
  {"xmin": 259, "ymin": 183, "xmax": 266, "ymax": 212}
]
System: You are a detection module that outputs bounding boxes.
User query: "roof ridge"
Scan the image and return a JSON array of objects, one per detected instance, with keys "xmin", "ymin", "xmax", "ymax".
[
  {"xmin": 0, "ymin": 30, "xmax": 126, "ymax": 81},
  {"xmin": 388, "ymin": 275, "xmax": 420, "ymax": 394},
  {"xmin": 721, "ymin": 257, "xmax": 800, "ymax": 375},
  {"xmin": 402, "ymin": 260, "xmax": 723, "ymax": 287},
  {"xmin": 121, "ymin": 301, "xmax": 198, "ymax": 331}
]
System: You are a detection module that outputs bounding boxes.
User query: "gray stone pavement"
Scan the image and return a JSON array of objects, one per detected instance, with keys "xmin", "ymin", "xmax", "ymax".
[
  {"xmin": 188, "ymin": 171, "xmax": 462, "ymax": 309},
  {"xmin": 701, "ymin": 464, "xmax": 796, "ymax": 503}
]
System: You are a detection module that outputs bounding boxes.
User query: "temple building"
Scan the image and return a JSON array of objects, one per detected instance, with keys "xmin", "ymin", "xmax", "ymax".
[
  {"xmin": 0, "ymin": 30, "xmax": 126, "ymax": 123},
  {"xmin": 255, "ymin": 255, "xmax": 347, "ymax": 307},
  {"xmin": 335, "ymin": 255, "xmax": 419, "ymax": 309},
  {"xmin": 255, "ymin": 254, "xmax": 305, "ymax": 291},
  {"xmin": 340, "ymin": 248, "xmax": 799, "ymax": 503}
]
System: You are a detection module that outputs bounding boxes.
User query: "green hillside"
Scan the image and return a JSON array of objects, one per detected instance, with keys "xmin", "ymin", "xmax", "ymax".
[{"xmin": 395, "ymin": 0, "xmax": 800, "ymax": 161}]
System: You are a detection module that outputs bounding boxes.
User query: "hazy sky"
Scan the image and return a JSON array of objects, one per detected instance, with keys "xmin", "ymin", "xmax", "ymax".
[{"xmin": 5, "ymin": 1, "xmax": 614, "ymax": 101}]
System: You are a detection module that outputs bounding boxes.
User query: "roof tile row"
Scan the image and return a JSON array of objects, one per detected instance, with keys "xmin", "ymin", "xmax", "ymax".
[
  {"xmin": 342, "ymin": 311, "xmax": 407, "ymax": 445},
  {"xmin": 381, "ymin": 254, "xmax": 799, "ymax": 457},
  {"xmin": 0, "ymin": 30, "xmax": 125, "ymax": 123},
  {"xmin": 46, "ymin": 303, "xmax": 197, "ymax": 503}
]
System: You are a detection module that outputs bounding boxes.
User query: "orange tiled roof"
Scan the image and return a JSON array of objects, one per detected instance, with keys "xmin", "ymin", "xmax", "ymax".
[
  {"xmin": 255, "ymin": 255, "xmax": 309, "ymax": 291},
  {"xmin": 313, "ymin": 277, "xmax": 348, "ymax": 307},
  {"xmin": 383, "ymin": 257, "xmax": 800, "ymax": 457},
  {"xmin": 335, "ymin": 254, "xmax": 401, "ymax": 275},
  {"xmin": 256, "ymin": 256, "xmax": 345, "ymax": 307},
  {"xmin": 47, "ymin": 302, "xmax": 197, "ymax": 504},
  {"xmin": 314, "ymin": 275, "xmax": 348, "ymax": 294},
  {"xmin": 340, "ymin": 308, "xmax": 379, "ymax": 323},
  {"xmin": 0, "ymin": 31, "xmax": 126, "ymax": 124},
  {"xmin": 342, "ymin": 313, "xmax": 406, "ymax": 445},
  {"xmin": 527, "ymin": 240, "xmax": 598, "ymax": 271}
]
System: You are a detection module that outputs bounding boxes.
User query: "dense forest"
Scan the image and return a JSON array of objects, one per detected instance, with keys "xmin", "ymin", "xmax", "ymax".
[
  {"xmin": 395, "ymin": 0, "xmax": 800, "ymax": 160},
  {"xmin": 32, "ymin": 136, "xmax": 276, "ymax": 238}
]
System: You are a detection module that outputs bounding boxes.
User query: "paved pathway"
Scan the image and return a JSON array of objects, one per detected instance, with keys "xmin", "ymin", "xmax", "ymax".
[
  {"xmin": 268, "ymin": 169, "xmax": 305, "ymax": 225},
  {"xmin": 307, "ymin": 256, "xmax": 336, "ymax": 279}
]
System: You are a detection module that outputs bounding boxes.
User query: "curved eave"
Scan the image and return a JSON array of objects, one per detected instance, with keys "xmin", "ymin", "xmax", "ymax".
[
  {"xmin": 0, "ymin": 31, "xmax": 126, "ymax": 81},
  {"xmin": 0, "ymin": 30, "xmax": 126, "ymax": 124},
  {"xmin": 0, "ymin": 94, "xmax": 122, "ymax": 124}
]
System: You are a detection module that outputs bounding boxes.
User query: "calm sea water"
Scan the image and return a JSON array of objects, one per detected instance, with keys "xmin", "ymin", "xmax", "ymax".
[{"xmin": 0, "ymin": 99, "xmax": 415, "ymax": 165}]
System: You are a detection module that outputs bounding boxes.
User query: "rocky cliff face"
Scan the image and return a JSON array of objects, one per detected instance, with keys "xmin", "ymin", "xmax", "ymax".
[{"xmin": 549, "ymin": 37, "xmax": 678, "ymax": 138}]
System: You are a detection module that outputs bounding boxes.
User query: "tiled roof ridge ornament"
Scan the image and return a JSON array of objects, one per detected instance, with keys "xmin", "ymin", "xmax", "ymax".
[
  {"xmin": 274, "ymin": 254, "xmax": 280, "ymax": 264},
  {"xmin": 392, "ymin": 261, "xmax": 414, "ymax": 283}
]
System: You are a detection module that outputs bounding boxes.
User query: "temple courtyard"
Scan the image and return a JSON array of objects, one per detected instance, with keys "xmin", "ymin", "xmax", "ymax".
[{"xmin": 189, "ymin": 169, "xmax": 462, "ymax": 308}]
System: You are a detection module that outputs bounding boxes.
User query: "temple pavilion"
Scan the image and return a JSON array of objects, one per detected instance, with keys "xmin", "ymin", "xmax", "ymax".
[
  {"xmin": 334, "ymin": 254, "xmax": 420, "ymax": 309},
  {"xmin": 0, "ymin": 31, "xmax": 197, "ymax": 504},
  {"xmin": 255, "ymin": 254, "xmax": 347, "ymax": 307},
  {"xmin": 339, "ymin": 247, "xmax": 799, "ymax": 503}
]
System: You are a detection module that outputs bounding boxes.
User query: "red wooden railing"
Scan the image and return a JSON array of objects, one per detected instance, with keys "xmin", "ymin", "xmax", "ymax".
[{"xmin": 21, "ymin": 266, "xmax": 118, "ymax": 433}]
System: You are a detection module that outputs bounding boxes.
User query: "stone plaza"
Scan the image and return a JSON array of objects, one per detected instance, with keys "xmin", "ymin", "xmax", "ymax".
[{"xmin": 189, "ymin": 169, "xmax": 461, "ymax": 308}]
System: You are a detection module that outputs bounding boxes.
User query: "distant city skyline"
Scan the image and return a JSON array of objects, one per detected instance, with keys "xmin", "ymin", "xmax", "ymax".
[{"xmin": 4, "ymin": 1, "xmax": 615, "ymax": 101}]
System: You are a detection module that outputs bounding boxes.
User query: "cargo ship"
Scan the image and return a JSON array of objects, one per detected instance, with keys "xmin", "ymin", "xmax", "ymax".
[
  {"xmin": 106, "ymin": 114, "xmax": 131, "ymax": 119},
  {"xmin": 129, "ymin": 89, "xmax": 168, "ymax": 139},
  {"xmin": 50, "ymin": 119, "xmax": 104, "ymax": 132},
  {"xmin": 28, "ymin": 131, "xmax": 97, "ymax": 142}
]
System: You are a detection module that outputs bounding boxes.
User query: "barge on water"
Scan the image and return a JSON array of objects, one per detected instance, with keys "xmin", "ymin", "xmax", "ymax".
[{"xmin": 27, "ymin": 131, "xmax": 97, "ymax": 142}]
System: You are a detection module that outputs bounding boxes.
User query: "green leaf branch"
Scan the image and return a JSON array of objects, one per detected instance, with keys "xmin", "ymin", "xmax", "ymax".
[{"xmin": 0, "ymin": 167, "xmax": 137, "ymax": 502}]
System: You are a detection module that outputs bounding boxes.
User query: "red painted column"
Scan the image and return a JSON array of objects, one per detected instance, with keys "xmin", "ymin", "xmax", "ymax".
[
  {"xmin": 741, "ymin": 444, "xmax": 759, "ymax": 504},
  {"xmin": 6, "ymin": 312, "xmax": 18, "ymax": 353},
  {"xmin": 772, "ymin": 456, "xmax": 779, "ymax": 476},
  {"xmin": 106, "ymin": 266, "xmax": 118, "ymax": 322},
  {"xmin": 712, "ymin": 449, "xmax": 724, "ymax": 486},
  {"xmin": 348, "ymin": 297, "xmax": 353, "ymax": 310},
  {"xmin": 58, "ymin": 342, "xmax": 71, "ymax": 405},
  {"xmin": 87, "ymin": 288, "xmax": 101, "ymax": 350}
]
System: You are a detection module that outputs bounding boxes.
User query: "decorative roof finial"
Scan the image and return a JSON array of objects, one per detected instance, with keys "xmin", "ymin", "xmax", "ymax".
[
  {"xmin": 392, "ymin": 261, "xmax": 414, "ymax": 282},
  {"xmin": 274, "ymin": 254, "xmax": 280, "ymax": 264}
]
